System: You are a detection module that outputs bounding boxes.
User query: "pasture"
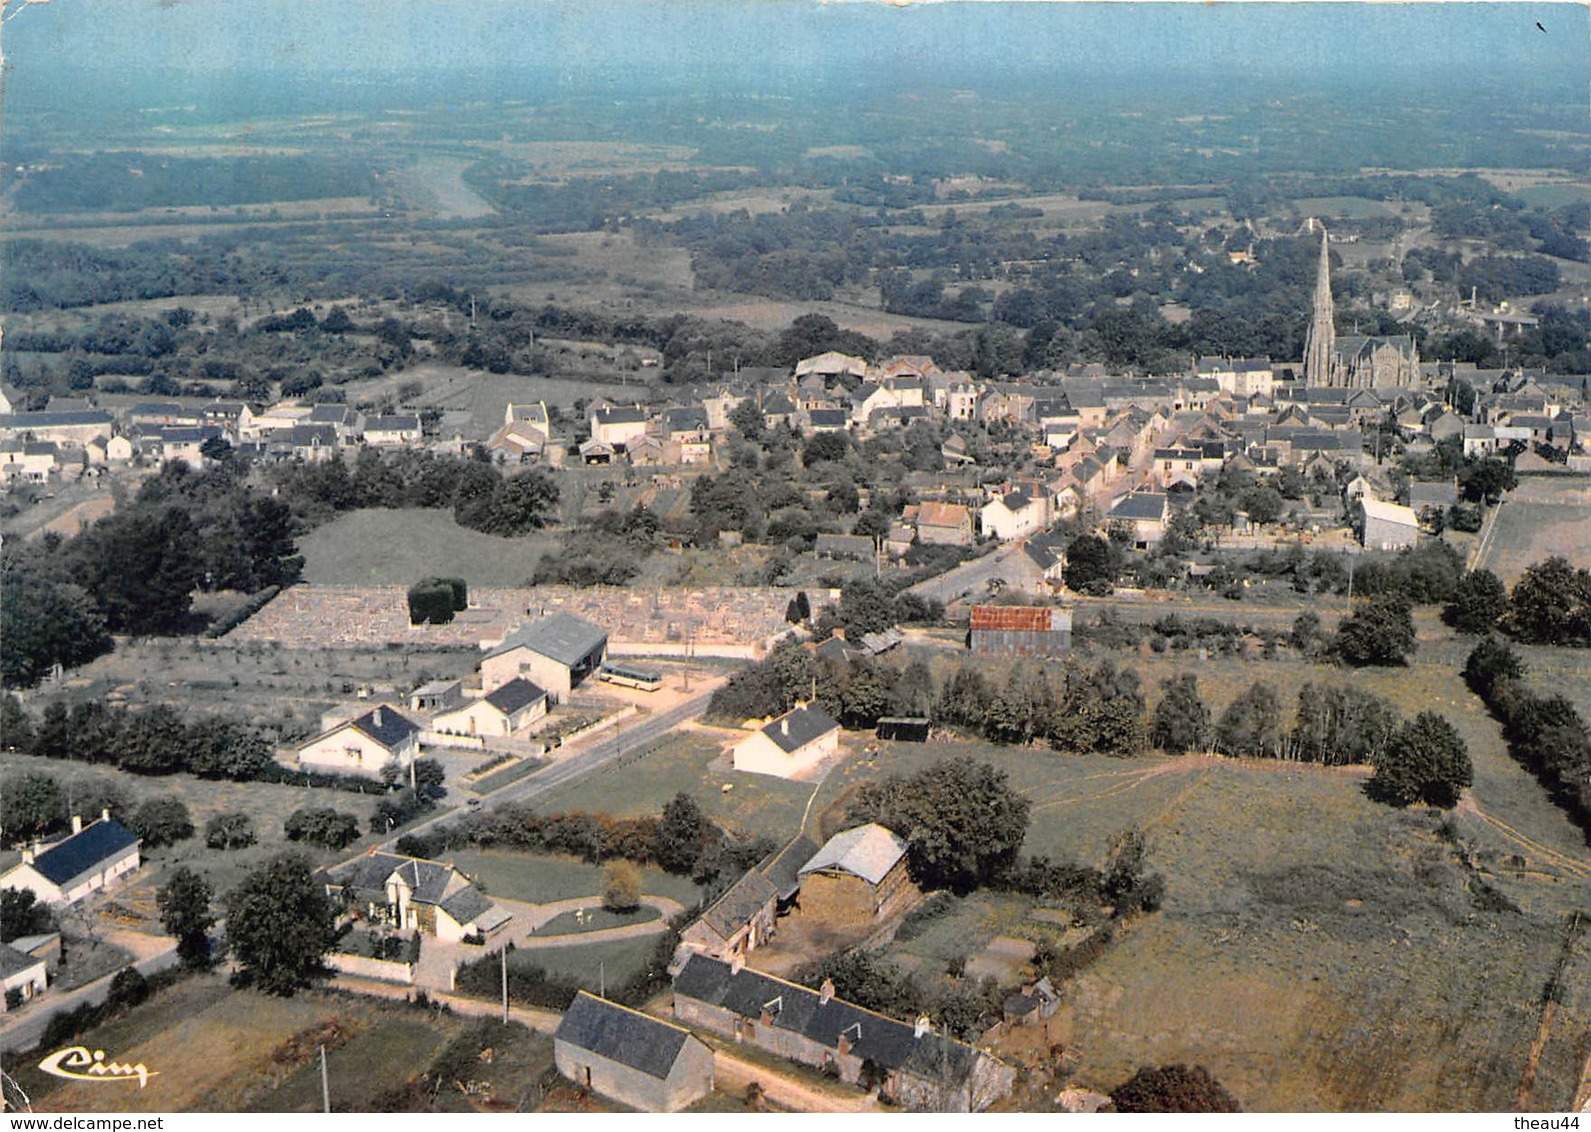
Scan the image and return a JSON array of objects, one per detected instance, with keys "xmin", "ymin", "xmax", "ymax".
[
  {"xmin": 1474, "ymin": 478, "xmax": 1591, "ymax": 583},
  {"xmin": 298, "ymin": 507, "xmax": 558, "ymax": 587}
]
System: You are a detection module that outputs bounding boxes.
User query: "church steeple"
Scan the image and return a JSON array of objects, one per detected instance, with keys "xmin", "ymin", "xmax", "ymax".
[{"xmin": 1303, "ymin": 221, "xmax": 1334, "ymax": 387}]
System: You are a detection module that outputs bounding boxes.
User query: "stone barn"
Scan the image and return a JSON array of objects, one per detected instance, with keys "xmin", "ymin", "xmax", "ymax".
[
  {"xmin": 798, "ymin": 824, "xmax": 916, "ymax": 923},
  {"xmin": 554, "ymin": 992, "xmax": 714, "ymax": 1112},
  {"xmin": 672, "ymin": 954, "xmax": 1014, "ymax": 1111}
]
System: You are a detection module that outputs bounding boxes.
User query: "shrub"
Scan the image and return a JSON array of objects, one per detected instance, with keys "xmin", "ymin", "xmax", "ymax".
[
  {"xmin": 129, "ymin": 797, "xmax": 195, "ymax": 848},
  {"xmin": 406, "ymin": 581, "xmax": 455, "ymax": 626},
  {"xmin": 602, "ymin": 860, "xmax": 643, "ymax": 912},
  {"xmin": 284, "ymin": 807, "xmax": 361, "ymax": 850},
  {"xmin": 205, "ymin": 812, "xmax": 256, "ymax": 850}
]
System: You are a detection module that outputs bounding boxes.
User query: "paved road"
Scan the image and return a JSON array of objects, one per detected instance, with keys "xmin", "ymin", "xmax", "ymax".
[
  {"xmin": 380, "ymin": 687, "xmax": 718, "ymax": 850},
  {"xmin": 0, "ymin": 934, "xmax": 179, "ymax": 1056}
]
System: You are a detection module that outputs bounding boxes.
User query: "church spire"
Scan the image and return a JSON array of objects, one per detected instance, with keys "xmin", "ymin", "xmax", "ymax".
[{"xmin": 1303, "ymin": 221, "xmax": 1334, "ymax": 387}]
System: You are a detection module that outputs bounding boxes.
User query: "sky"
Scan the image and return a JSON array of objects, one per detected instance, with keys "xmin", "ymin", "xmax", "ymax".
[{"xmin": 1, "ymin": 1, "xmax": 1585, "ymax": 108}]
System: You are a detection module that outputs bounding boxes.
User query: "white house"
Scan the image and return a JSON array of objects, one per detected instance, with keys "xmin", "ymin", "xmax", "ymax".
[
  {"xmin": 1361, "ymin": 497, "xmax": 1420, "ymax": 551},
  {"xmin": 0, "ymin": 812, "xmax": 141, "ymax": 907},
  {"xmin": 980, "ymin": 488, "xmax": 1048, "ymax": 541},
  {"xmin": 362, "ymin": 415, "xmax": 422, "ymax": 447},
  {"xmin": 480, "ymin": 613, "xmax": 608, "ymax": 702},
  {"xmin": 0, "ymin": 945, "xmax": 49, "ymax": 1011},
  {"xmin": 590, "ymin": 405, "xmax": 650, "ymax": 448},
  {"xmin": 322, "ymin": 852, "xmax": 512, "ymax": 942},
  {"xmin": 731, "ymin": 703, "xmax": 842, "ymax": 779},
  {"xmin": 296, "ymin": 705, "xmax": 422, "ymax": 779},
  {"xmin": 431, "ymin": 677, "xmax": 549, "ymax": 738}
]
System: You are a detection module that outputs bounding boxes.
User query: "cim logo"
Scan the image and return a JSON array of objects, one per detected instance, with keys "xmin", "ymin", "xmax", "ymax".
[{"xmin": 38, "ymin": 1047, "xmax": 156, "ymax": 1088}]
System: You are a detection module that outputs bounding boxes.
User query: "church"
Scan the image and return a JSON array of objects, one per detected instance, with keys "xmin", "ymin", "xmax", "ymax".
[{"xmin": 1303, "ymin": 221, "xmax": 1421, "ymax": 389}]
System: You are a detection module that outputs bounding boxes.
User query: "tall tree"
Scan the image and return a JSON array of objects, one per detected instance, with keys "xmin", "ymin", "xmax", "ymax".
[
  {"xmin": 1335, "ymin": 595, "xmax": 1417, "ymax": 667},
  {"xmin": 1151, "ymin": 675, "xmax": 1210, "ymax": 756},
  {"xmin": 157, "ymin": 866, "xmax": 216, "ymax": 969},
  {"xmin": 1368, "ymin": 711, "xmax": 1472, "ymax": 808},
  {"xmin": 224, "ymin": 853, "xmax": 337, "ymax": 995},
  {"xmin": 852, "ymin": 757, "xmax": 1030, "ymax": 893}
]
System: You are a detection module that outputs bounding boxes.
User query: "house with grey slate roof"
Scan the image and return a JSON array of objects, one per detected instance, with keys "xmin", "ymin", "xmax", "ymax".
[
  {"xmin": 430, "ymin": 677, "xmax": 549, "ymax": 739},
  {"xmin": 0, "ymin": 811, "xmax": 140, "ymax": 907},
  {"xmin": 296, "ymin": 704, "xmax": 421, "ymax": 779},
  {"xmin": 676, "ymin": 832, "xmax": 820, "ymax": 967},
  {"xmin": 480, "ymin": 613, "xmax": 608, "ymax": 702},
  {"xmin": 555, "ymin": 992, "xmax": 714, "ymax": 1112},
  {"xmin": 321, "ymin": 852, "xmax": 511, "ymax": 942},
  {"xmin": 731, "ymin": 703, "xmax": 841, "ymax": 779},
  {"xmin": 672, "ymin": 954, "xmax": 1014, "ymax": 1111}
]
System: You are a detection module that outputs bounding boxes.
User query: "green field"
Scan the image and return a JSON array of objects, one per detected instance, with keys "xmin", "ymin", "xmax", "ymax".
[
  {"xmin": 520, "ymin": 728, "xmax": 819, "ymax": 843},
  {"xmin": 448, "ymin": 849, "xmax": 704, "ymax": 909},
  {"xmin": 298, "ymin": 507, "xmax": 557, "ymax": 587},
  {"xmin": 510, "ymin": 934, "xmax": 659, "ymax": 991},
  {"xmin": 537, "ymin": 905, "xmax": 660, "ymax": 936}
]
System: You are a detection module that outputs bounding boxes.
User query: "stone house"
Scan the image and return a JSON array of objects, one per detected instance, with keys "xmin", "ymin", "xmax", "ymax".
[
  {"xmin": 321, "ymin": 852, "xmax": 512, "ymax": 942},
  {"xmin": 672, "ymin": 954, "xmax": 1015, "ymax": 1111},
  {"xmin": 555, "ymin": 992, "xmax": 715, "ymax": 1112}
]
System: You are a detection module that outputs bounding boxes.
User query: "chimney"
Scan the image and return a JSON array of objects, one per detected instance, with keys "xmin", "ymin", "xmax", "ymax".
[
  {"xmin": 373, "ymin": 707, "xmax": 383, "ymax": 728},
  {"xmin": 780, "ymin": 718, "xmax": 789, "ymax": 737},
  {"xmin": 100, "ymin": 808, "xmax": 110, "ymax": 824},
  {"xmin": 730, "ymin": 953, "xmax": 745, "ymax": 975},
  {"xmin": 21, "ymin": 845, "xmax": 34, "ymax": 865},
  {"xmin": 71, "ymin": 815, "xmax": 82, "ymax": 835},
  {"xmin": 915, "ymin": 1015, "xmax": 931, "ymax": 1039},
  {"xmin": 819, "ymin": 979, "xmax": 835, "ymax": 1005}
]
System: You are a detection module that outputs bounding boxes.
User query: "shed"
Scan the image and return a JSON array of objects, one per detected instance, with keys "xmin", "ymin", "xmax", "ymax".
[
  {"xmin": 969, "ymin": 604, "xmax": 1072, "ymax": 656},
  {"xmin": 798, "ymin": 823, "xmax": 915, "ymax": 922}
]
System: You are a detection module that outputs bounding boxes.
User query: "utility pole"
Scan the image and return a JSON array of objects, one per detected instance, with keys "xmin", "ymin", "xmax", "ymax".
[
  {"xmin": 500, "ymin": 946, "xmax": 509, "ymax": 1024},
  {"xmin": 319, "ymin": 1045, "xmax": 330, "ymax": 1113}
]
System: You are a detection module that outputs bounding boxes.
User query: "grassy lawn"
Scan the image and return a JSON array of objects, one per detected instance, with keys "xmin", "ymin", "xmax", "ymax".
[
  {"xmin": 536, "ymin": 905, "xmax": 660, "ymax": 936},
  {"xmin": 298, "ymin": 507, "xmax": 557, "ymax": 587},
  {"xmin": 36, "ymin": 638, "xmax": 479, "ymax": 739},
  {"xmin": 469, "ymin": 758, "xmax": 547, "ymax": 794},
  {"xmin": 449, "ymin": 849, "xmax": 704, "ymax": 909},
  {"xmin": 511, "ymin": 935, "xmax": 659, "ymax": 991},
  {"xmin": 0, "ymin": 752, "xmax": 386, "ymax": 912},
  {"xmin": 526, "ymin": 728, "xmax": 817, "ymax": 844},
  {"xmin": 252, "ymin": 1018, "xmax": 450, "ymax": 1112}
]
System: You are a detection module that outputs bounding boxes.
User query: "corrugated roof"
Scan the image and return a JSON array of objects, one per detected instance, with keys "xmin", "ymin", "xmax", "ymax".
[
  {"xmin": 489, "ymin": 613, "xmax": 608, "ymax": 669},
  {"xmin": 799, "ymin": 823, "xmax": 907, "ymax": 885},
  {"xmin": 556, "ymin": 992, "xmax": 698, "ymax": 1080}
]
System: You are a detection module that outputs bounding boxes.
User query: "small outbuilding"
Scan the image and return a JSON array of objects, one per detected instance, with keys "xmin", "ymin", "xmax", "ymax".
[
  {"xmin": 798, "ymin": 823, "xmax": 916, "ymax": 922},
  {"xmin": 554, "ymin": 992, "xmax": 715, "ymax": 1112}
]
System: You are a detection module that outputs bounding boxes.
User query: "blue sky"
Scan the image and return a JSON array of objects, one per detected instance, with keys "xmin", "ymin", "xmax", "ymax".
[{"xmin": 2, "ymin": 2, "xmax": 1585, "ymax": 95}]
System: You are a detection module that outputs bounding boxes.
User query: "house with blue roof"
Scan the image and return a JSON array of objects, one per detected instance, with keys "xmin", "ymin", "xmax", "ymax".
[{"xmin": 0, "ymin": 811, "xmax": 141, "ymax": 907}]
